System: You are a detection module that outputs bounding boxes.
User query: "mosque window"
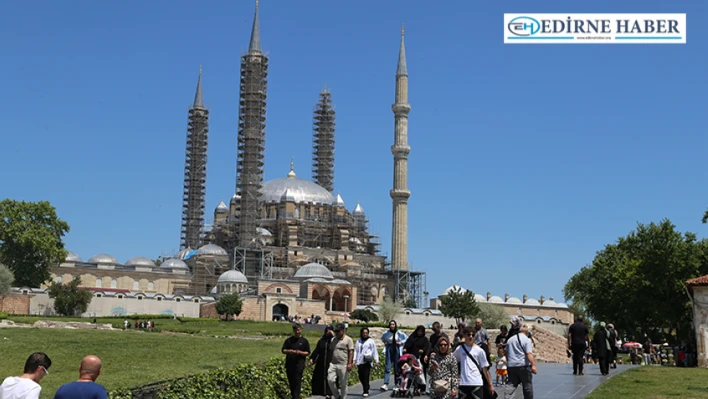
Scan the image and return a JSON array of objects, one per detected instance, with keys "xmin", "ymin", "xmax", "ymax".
[
  {"xmin": 95, "ymin": 279, "xmax": 102, "ymax": 288},
  {"xmin": 137, "ymin": 296, "xmax": 143, "ymax": 300},
  {"xmin": 117, "ymin": 295, "xmax": 123, "ymax": 299},
  {"xmin": 148, "ymin": 281, "xmax": 154, "ymax": 291},
  {"xmin": 193, "ymin": 299, "xmax": 199, "ymax": 303},
  {"xmin": 305, "ymin": 207, "xmax": 311, "ymax": 220},
  {"xmin": 276, "ymin": 287, "xmax": 282, "ymax": 293},
  {"xmin": 96, "ymin": 294, "xmax": 102, "ymax": 298},
  {"xmin": 294, "ymin": 251, "xmax": 298, "ymax": 256},
  {"xmin": 176, "ymin": 298, "xmax": 181, "ymax": 302},
  {"xmin": 133, "ymin": 281, "xmax": 139, "ymax": 290},
  {"xmin": 111, "ymin": 279, "xmax": 117, "ymax": 289},
  {"xmin": 157, "ymin": 297, "xmax": 162, "ymax": 301}
]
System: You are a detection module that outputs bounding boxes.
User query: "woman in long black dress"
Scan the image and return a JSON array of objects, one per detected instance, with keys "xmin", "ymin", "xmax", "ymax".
[{"xmin": 309, "ymin": 325, "xmax": 335, "ymax": 398}]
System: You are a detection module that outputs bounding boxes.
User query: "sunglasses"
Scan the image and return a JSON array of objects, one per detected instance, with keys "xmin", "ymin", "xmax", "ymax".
[
  {"xmin": 439, "ymin": 343, "xmax": 449, "ymax": 347},
  {"xmin": 41, "ymin": 366, "xmax": 49, "ymax": 375}
]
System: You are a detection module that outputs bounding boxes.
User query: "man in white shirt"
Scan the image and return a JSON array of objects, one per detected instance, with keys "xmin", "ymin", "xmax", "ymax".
[
  {"xmin": 453, "ymin": 327, "xmax": 495, "ymax": 399},
  {"xmin": 504, "ymin": 324, "xmax": 537, "ymax": 399},
  {"xmin": 0, "ymin": 352, "xmax": 52, "ymax": 399}
]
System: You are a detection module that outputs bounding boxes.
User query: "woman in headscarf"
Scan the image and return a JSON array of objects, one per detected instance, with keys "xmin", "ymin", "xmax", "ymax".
[
  {"xmin": 354, "ymin": 327, "xmax": 379, "ymax": 397},
  {"xmin": 309, "ymin": 324, "xmax": 335, "ymax": 399},
  {"xmin": 428, "ymin": 335, "xmax": 459, "ymax": 399},
  {"xmin": 592, "ymin": 322, "xmax": 612, "ymax": 376},
  {"xmin": 403, "ymin": 325, "xmax": 431, "ymax": 394}
]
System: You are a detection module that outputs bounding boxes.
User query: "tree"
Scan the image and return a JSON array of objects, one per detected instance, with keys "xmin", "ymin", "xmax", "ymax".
[
  {"xmin": 0, "ymin": 263, "xmax": 13, "ymax": 296},
  {"xmin": 215, "ymin": 293, "xmax": 243, "ymax": 320},
  {"xmin": 476, "ymin": 303, "xmax": 508, "ymax": 330},
  {"xmin": 402, "ymin": 296, "xmax": 418, "ymax": 308},
  {"xmin": 0, "ymin": 200, "xmax": 70, "ymax": 287},
  {"xmin": 439, "ymin": 287, "xmax": 480, "ymax": 325},
  {"xmin": 47, "ymin": 277, "xmax": 93, "ymax": 316},
  {"xmin": 350, "ymin": 309, "xmax": 379, "ymax": 323},
  {"xmin": 564, "ymin": 219, "xmax": 708, "ymax": 341},
  {"xmin": 378, "ymin": 296, "xmax": 402, "ymax": 323}
]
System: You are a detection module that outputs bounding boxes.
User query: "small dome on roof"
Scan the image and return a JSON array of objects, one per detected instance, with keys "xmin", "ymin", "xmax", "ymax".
[
  {"xmin": 542, "ymin": 299, "xmax": 558, "ymax": 307},
  {"xmin": 217, "ymin": 269, "xmax": 248, "ymax": 284},
  {"xmin": 230, "ymin": 193, "xmax": 241, "ymax": 204},
  {"xmin": 488, "ymin": 295, "xmax": 504, "ymax": 303},
  {"xmin": 474, "ymin": 294, "xmax": 487, "ymax": 302},
  {"xmin": 65, "ymin": 251, "xmax": 82, "ymax": 262},
  {"xmin": 215, "ymin": 200, "xmax": 228, "ymax": 213},
  {"xmin": 353, "ymin": 202, "xmax": 365, "ymax": 215},
  {"xmin": 525, "ymin": 298, "xmax": 540, "ymax": 306},
  {"xmin": 161, "ymin": 258, "xmax": 189, "ymax": 270},
  {"xmin": 175, "ymin": 248, "xmax": 193, "ymax": 260},
  {"xmin": 260, "ymin": 168, "xmax": 334, "ymax": 205},
  {"xmin": 442, "ymin": 285, "xmax": 465, "ymax": 295},
  {"xmin": 507, "ymin": 297, "xmax": 522, "ymax": 304},
  {"xmin": 88, "ymin": 253, "xmax": 119, "ymax": 265},
  {"xmin": 125, "ymin": 256, "xmax": 156, "ymax": 267},
  {"xmin": 334, "ymin": 192, "xmax": 345, "ymax": 207},
  {"xmin": 196, "ymin": 244, "xmax": 228, "ymax": 256},
  {"xmin": 257, "ymin": 227, "xmax": 272, "ymax": 236},
  {"xmin": 294, "ymin": 263, "xmax": 334, "ymax": 279}
]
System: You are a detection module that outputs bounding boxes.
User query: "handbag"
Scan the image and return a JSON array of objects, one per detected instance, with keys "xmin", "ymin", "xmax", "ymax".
[
  {"xmin": 461, "ymin": 344, "xmax": 498, "ymax": 399},
  {"xmin": 431, "ymin": 379, "xmax": 449, "ymax": 394},
  {"xmin": 363, "ymin": 355, "xmax": 374, "ymax": 363}
]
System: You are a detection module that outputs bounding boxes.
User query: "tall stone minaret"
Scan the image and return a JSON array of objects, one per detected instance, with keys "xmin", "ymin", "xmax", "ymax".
[
  {"xmin": 236, "ymin": 1, "xmax": 268, "ymax": 248},
  {"xmin": 180, "ymin": 66, "xmax": 209, "ymax": 250},
  {"xmin": 312, "ymin": 86, "xmax": 336, "ymax": 192},
  {"xmin": 390, "ymin": 26, "xmax": 410, "ymax": 271}
]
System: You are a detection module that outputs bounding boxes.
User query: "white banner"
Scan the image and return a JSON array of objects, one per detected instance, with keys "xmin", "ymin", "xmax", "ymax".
[{"xmin": 504, "ymin": 13, "xmax": 686, "ymax": 44}]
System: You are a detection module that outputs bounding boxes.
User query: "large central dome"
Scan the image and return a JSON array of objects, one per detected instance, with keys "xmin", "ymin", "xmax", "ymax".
[{"xmin": 260, "ymin": 168, "xmax": 334, "ymax": 205}]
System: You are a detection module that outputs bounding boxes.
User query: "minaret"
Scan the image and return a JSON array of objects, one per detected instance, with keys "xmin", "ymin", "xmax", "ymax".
[
  {"xmin": 312, "ymin": 86, "xmax": 336, "ymax": 192},
  {"xmin": 236, "ymin": 1, "xmax": 268, "ymax": 248},
  {"xmin": 390, "ymin": 26, "xmax": 411, "ymax": 271},
  {"xmin": 180, "ymin": 66, "xmax": 209, "ymax": 250}
]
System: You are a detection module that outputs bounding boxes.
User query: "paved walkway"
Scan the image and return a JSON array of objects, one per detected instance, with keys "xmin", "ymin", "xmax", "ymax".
[{"xmin": 308, "ymin": 363, "xmax": 635, "ymax": 399}]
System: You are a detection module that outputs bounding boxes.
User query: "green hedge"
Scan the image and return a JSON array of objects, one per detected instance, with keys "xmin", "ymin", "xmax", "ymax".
[
  {"xmin": 109, "ymin": 351, "xmax": 385, "ymax": 399},
  {"xmin": 0, "ymin": 312, "xmax": 8, "ymax": 320}
]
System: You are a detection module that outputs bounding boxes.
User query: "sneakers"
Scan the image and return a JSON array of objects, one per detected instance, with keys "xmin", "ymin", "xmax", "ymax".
[
  {"xmin": 381, "ymin": 384, "xmax": 388, "ymax": 391},
  {"xmin": 364, "ymin": 394, "xmax": 369, "ymax": 398}
]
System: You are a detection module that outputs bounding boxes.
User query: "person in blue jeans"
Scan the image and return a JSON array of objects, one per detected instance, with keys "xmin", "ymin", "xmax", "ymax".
[
  {"xmin": 380, "ymin": 320, "xmax": 408, "ymax": 391},
  {"xmin": 54, "ymin": 355, "xmax": 107, "ymax": 399}
]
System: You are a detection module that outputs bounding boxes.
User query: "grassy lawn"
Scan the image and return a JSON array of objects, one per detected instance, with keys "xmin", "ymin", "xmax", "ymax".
[
  {"xmin": 587, "ymin": 366, "xmax": 708, "ymax": 399},
  {"xmin": 0, "ymin": 320, "xmax": 326, "ymax": 399}
]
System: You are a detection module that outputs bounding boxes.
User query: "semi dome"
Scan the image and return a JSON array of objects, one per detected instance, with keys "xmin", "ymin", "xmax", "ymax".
[
  {"xmin": 65, "ymin": 251, "xmax": 82, "ymax": 262},
  {"xmin": 195, "ymin": 244, "xmax": 228, "ymax": 256},
  {"xmin": 261, "ymin": 170, "xmax": 335, "ymax": 205},
  {"xmin": 125, "ymin": 256, "xmax": 156, "ymax": 267},
  {"xmin": 161, "ymin": 258, "xmax": 189, "ymax": 270},
  {"xmin": 217, "ymin": 269, "xmax": 248, "ymax": 284},
  {"xmin": 294, "ymin": 262, "xmax": 334, "ymax": 279},
  {"xmin": 175, "ymin": 247, "xmax": 193, "ymax": 260},
  {"xmin": 488, "ymin": 295, "xmax": 504, "ymax": 303},
  {"xmin": 88, "ymin": 253, "xmax": 119, "ymax": 265}
]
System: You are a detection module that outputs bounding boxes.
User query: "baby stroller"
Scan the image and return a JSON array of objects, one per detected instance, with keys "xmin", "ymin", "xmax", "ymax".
[{"xmin": 392, "ymin": 354, "xmax": 422, "ymax": 398}]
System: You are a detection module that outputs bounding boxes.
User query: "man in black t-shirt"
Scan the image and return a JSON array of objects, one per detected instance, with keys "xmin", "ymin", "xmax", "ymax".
[
  {"xmin": 567, "ymin": 316, "xmax": 590, "ymax": 375},
  {"xmin": 282, "ymin": 324, "xmax": 310, "ymax": 399},
  {"xmin": 495, "ymin": 325, "xmax": 508, "ymax": 348}
]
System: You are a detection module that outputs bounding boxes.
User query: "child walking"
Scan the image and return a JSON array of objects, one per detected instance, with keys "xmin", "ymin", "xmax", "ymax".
[{"xmin": 495, "ymin": 347, "xmax": 507, "ymax": 386}]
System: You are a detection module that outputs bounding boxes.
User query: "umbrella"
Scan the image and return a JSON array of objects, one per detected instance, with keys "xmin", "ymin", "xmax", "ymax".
[{"xmin": 623, "ymin": 342, "xmax": 642, "ymax": 349}]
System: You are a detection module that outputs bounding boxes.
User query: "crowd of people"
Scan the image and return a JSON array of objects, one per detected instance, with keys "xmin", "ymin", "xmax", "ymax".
[
  {"xmin": 0, "ymin": 352, "xmax": 107, "ymax": 399},
  {"xmin": 282, "ymin": 315, "xmax": 537, "ymax": 399}
]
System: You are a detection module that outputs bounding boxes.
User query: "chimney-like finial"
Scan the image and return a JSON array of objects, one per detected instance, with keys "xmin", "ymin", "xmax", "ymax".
[
  {"xmin": 396, "ymin": 24, "xmax": 407, "ymax": 76},
  {"xmin": 288, "ymin": 157, "xmax": 296, "ymax": 178},
  {"xmin": 193, "ymin": 66, "xmax": 204, "ymax": 109}
]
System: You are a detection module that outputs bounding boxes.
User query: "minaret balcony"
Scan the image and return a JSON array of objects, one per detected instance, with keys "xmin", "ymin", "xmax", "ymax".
[
  {"xmin": 389, "ymin": 189, "xmax": 411, "ymax": 201},
  {"xmin": 391, "ymin": 145, "xmax": 410, "ymax": 157},
  {"xmin": 391, "ymin": 103, "xmax": 411, "ymax": 114}
]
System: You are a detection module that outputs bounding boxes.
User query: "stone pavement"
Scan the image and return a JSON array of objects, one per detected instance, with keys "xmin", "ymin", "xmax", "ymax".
[{"xmin": 308, "ymin": 363, "xmax": 635, "ymax": 399}]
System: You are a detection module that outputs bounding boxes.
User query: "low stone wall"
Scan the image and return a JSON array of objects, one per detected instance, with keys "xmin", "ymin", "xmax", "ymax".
[
  {"xmin": 31, "ymin": 320, "xmax": 116, "ymax": 331},
  {"xmin": 362, "ymin": 326, "xmax": 570, "ymax": 364},
  {"xmin": 0, "ymin": 295, "xmax": 30, "ymax": 314}
]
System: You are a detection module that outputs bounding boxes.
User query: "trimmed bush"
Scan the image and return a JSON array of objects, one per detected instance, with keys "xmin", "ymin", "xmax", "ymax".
[
  {"xmin": 109, "ymin": 351, "xmax": 386, "ymax": 399},
  {"xmin": 0, "ymin": 312, "xmax": 8, "ymax": 320}
]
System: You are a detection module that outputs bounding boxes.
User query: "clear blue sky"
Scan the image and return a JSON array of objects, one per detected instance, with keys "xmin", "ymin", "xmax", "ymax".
[{"xmin": 1, "ymin": 1, "xmax": 706, "ymax": 304}]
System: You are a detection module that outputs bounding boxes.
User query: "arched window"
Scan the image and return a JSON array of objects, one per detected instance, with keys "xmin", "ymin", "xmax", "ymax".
[
  {"xmin": 111, "ymin": 279, "xmax": 117, "ymax": 289},
  {"xmin": 147, "ymin": 281, "xmax": 154, "ymax": 291},
  {"xmin": 133, "ymin": 281, "xmax": 139, "ymax": 290},
  {"xmin": 95, "ymin": 279, "xmax": 102, "ymax": 288}
]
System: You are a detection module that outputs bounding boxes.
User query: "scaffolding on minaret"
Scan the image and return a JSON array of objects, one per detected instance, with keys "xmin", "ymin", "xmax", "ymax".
[
  {"xmin": 236, "ymin": 1, "xmax": 268, "ymax": 249},
  {"xmin": 312, "ymin": 87, "xmax": 336, "ymax": 193},
  {"xmin": 234, "ymin": 1, "xmax": 274, "ymax": 286},
  {"xmin": 180, "ymin": 66, "xmax": 209, "ymax": 250}
]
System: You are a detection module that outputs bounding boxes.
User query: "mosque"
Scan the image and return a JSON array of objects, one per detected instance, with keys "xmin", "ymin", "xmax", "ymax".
[{"xmin": 42, "ymin": 3, "xmax": 422, "ymax": 322}]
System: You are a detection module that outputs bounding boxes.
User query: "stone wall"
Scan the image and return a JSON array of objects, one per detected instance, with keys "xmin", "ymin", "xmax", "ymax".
[
  {"xmin": 691, "ymin": 285, "xmax": 708, "ymax": 367},
  {"xmin": 27, "ymin": 292, "xmax": 202, "ymax": 318},
  {"xmin": 0, "ymin": 295, "xmax": 30, "ymax": 314},
  {"xmin": 200, "ymin": 296, "xmax": 328, "ymax": 322}
]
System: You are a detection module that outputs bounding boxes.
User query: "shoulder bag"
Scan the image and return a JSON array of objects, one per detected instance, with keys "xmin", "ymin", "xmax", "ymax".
[
  {"xmin": 430, "ymin": 355, "xmax": 450, "ymax": 393},
  {"xmin": 461, "ymin": 344, "xmax": 498, "ymax": 399}
]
